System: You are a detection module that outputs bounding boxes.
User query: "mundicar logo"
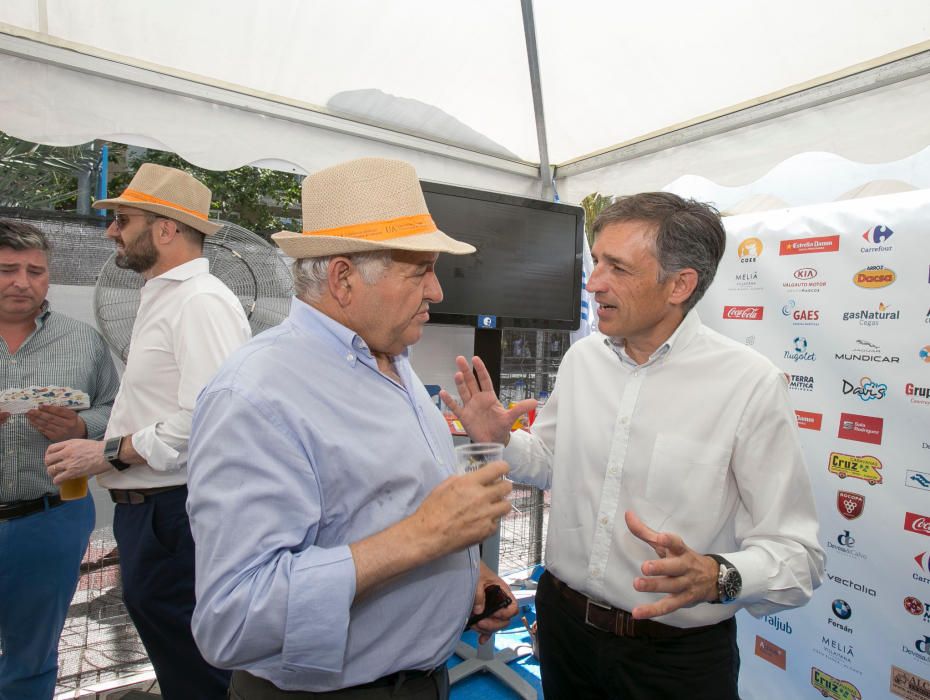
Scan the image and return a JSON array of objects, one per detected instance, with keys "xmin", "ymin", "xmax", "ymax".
[
  {"xmin": 810, "ymin": 667, "xmax": 861, "ymax": 699},
  {"xmin": 829, "ymin": 452, "xmax": 883, "ymax": 485},
  {"xmin": 737, "ymin": 237, "xmax": 763, "ymax": 262},
  {"xmin": 853, "ymin": 265, "xmax": 896, "ymax": 289},
  {"xmin": 779, "ymin": 235, "xmax": 840, "ymax": 255},
  {"xmin": 861, "ymin": 225, "xmax": 894, "ymax": 252}
]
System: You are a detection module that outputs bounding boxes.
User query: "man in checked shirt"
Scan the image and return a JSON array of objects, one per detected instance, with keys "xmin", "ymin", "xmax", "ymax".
[{"xmin": 0, "ymin": 219, "xmax": 119, "ymax": 699}]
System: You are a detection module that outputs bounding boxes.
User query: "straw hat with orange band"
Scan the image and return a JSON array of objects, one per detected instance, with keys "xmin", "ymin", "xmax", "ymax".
[
  {"xmin": 92, "ymin": 163, "xmax": 222, "ymax": 237},
  {"xmin": 272, "ymin": 158, "xmax": 475, "ymax": 259}
]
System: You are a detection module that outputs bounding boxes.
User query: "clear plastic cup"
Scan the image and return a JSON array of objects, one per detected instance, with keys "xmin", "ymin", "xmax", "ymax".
[
  {"xmin": 59, "ymin": 476, "xmax": 88, "ymax": 501},
  {"xmin": 454, "ymin": 442, "xmax": 504, "ymax": 475}
]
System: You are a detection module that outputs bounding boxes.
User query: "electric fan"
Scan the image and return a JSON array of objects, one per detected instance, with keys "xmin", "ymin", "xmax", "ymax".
[{"xmin": 94, "ymin": 221, "xmax": 293, "ymax": 362}]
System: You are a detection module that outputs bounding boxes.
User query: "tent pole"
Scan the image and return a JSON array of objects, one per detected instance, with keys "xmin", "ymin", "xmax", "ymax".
[{"xmin": 520, "ymin": 0, "xmax": 553, "ymax": 201}]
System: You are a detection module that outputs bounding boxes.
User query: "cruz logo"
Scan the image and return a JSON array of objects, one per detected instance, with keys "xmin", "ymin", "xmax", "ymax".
[
  {"xmin": 837, "ymin": 491, "xmax": 865, "ymax": 520},
  {"xmin": 853, "ymin": 265, "xmax": 896, "ymax": 289},
  {"xmin": 737, "ymin": 237, "xmax": 763, "ymax": 262},
  {"xmin": 810, "ymin": 667, "xmax": 861, "ymax": 700},
  {"xmin": 779, "ymin": 235, "xmax": 840, "ymax": 255},
  {"xmin": 842, "ymin": 377, "xmax": 886, "ymax": 401},
  {"xmin": 829, "ymin": 452, "xmax": 882, "ymax": 485}
]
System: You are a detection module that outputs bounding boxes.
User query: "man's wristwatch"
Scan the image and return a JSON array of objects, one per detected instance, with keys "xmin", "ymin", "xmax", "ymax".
[
  {"xmin": 103, "ymin": 436, "xmax": 131, "ymax": 472},
  {"xmin": 708, "ymin": 554, "xmax": 742, "ymax": 604}
]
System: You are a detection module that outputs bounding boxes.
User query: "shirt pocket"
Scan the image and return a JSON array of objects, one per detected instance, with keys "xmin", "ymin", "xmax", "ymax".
[{"xmin": 644, "ymin": 434, "xmax": 730, "ymax": 537}]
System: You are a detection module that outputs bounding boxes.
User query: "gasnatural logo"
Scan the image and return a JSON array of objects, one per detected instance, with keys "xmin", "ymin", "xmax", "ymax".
[
  {"xmin": 781, "ymin": 299, "xmax": 820, "ymax": 325},
  {"xmin": 779, "ymin": 235, "xmax": 841, "ymax": 256},
  {"xmin": 837, "ymin": 413, "xmax": 884, "ymax": 445},
  {"xmin": 811, "ymin": 668, "xmax": 861, "ymax": 700},
  {"xmin": 785, "ymin": 373, "xmax": 815, "ymax": 392},
  {"xmin": 841, "ymin": 377, "xmax": 887, "ymax": 402},
  {"xmin": 835, "ymin": 338, "xmax": 901, "ymax": 364},
  {"xmin": 853, "ymin": 265, "xmax": 896, "ymax": 289},
  {"xmin": 861, "ymin": 224, "xmax": 894, "ymax": 252},
  {"xmin": 891, "ymin": 665, "xmax": 930, "ymax": 700},
  {"xmin": 827, "ymin": 571, "xmax": 877, "ymax": 597},
  {"xmin": 906, "ymin": 513, "xmax": 930, "ymax": 538},
  {"xmin": 737, "ymin": 237, "xmax": 763, "ymax": 263},
  {"xmin": 908, "ymin": 470, "xmax": 930, "ymax": 493},
  {"xmin": 785, "ymin": 336, "xmax": 816, "ymax": 362},
  {"xmin": 908, "ymin": 383, "xmax": 930, "ymax": 406},
  {"xmin": 829, "ymin": 452, "xmax": 882, "ymax": 485},
  {"xmin": 841, "ymin": 302, "xmax": 900, "ymax": 326},
  {"xmin": 837, "ymin": 491, "xmax": 865, "ymax": 520},
  {"xmin": 723, "ymin": 305, "xmax": 763, "ymax": 320}
]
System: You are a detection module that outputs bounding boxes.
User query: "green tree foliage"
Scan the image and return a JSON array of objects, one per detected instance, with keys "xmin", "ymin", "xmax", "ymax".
[
  {"xmin": 581, "ymin": 192, "xmax": 615, "ymax": 245},
  {"xmin": 0, "ymin": 133, "xmax": 97, "ymax": 210},
  {"xmin": 110, "ymin": 149, "xmax": 302, "ymax": 238}
]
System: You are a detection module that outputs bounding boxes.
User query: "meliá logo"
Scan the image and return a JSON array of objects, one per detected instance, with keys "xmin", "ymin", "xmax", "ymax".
[
  {"xmin": 779, "ymin": 235, "xmax": 841, "ymax": 256},
  {"xmin": 841, "ymin": 302, "xmax": 899, "ymax": 326},
  {"xmin": 837, "ymin": 413, "xmax": 884, "ymax": 445},
  {"xmin": 906, "ymin": 513, "xmax": 930, "ymax": 538},
  {"xmin": 737, "ymin": 237, "xmax": 763, "ymax": 262},
  {"xmin": 841, "ymin": 377, "xmax": 887, "ymax": 401},
  {"xmin": 828, "ymin": 452, "xmax": 883, "ymax": 485},
  {"xmin": 723, "ymin": 305, "xmax": 763, "ymax": 320},
  {"xmin": 861, "ymin": 225, "xmax": 893, "ymax": 251},
  {"xmin": 853, "ymin": 265, "xmax": 896, "ymax": 289},
  {"xmin": 785, "ymin": 336, "xmax": 816, "ymax": 362}
]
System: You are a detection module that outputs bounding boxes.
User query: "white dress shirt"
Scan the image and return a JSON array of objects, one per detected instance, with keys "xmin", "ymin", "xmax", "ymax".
[
  {"xmin": 505, "ymin": 310, "xmax": 825, "ymax": 628},
  {"xmin": 99, "ymin": 258, "xmax": 251, "ymax": 490}
]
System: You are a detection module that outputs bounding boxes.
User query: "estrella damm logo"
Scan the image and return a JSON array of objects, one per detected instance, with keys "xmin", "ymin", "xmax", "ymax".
[
  {"xmin": 853, "ymin": 265, "xmax": 896, "ymax": 289},
  {"xmin": 737, "ymin": 237, "xmax": 763, "ymax": 262},
  {"xmin": 811, "ymin": 667, "xmax": 861, "ymax": 700},
  {"xmin": 829, "ymin": 452, "xmax": 883, "ymax": 485}
]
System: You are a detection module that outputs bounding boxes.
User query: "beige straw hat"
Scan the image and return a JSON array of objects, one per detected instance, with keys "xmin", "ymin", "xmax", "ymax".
[
  {"xmin": 93, "ymin": 163, "xmax": 222, "ymax": 236},
  {"xmin": 271, "ymin": 158, "xmax": 475, "ymax": 259}
]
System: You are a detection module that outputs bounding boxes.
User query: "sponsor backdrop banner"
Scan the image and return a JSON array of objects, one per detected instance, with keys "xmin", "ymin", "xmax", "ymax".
[{"xmin": 697, "ymin": 189, "xmax": 930, "ymax": 700}]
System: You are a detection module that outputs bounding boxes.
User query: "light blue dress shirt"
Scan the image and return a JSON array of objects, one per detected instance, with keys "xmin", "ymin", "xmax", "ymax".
[{"xmin": 187, "ymin": 297, "xmax": 478, "ymax": 692}]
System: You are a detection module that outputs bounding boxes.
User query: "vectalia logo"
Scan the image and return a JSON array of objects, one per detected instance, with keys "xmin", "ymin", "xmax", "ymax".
[
  {"xmin": 905, "ymin": 512, "xmax": 930, "ymax": 538},
  {"xmin": 723, "ymin": 305, "xmax": 763, "ymax": 320}
]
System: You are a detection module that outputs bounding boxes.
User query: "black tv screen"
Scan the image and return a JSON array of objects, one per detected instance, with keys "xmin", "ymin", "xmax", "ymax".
[{"xmin": 422, "ymin": 181, "xmax": 584, "ymax": 330}]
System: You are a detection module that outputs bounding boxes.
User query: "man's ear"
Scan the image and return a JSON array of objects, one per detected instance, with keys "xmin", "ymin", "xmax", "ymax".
[
  {"xmin": 668, "ymin": 268, "xmax": 698, "ymax": 307},
  {"xmin": 155, "ymin": 218, "xmax": 177, "ymax": 244},
  {"xmin": 328, "ymin": 257, "xmax": 354, "ymax": 305}
]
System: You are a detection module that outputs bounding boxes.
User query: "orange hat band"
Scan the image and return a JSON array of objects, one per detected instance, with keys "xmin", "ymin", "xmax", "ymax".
[
  {"xmin": 302, "ymin": 214, "xmax": 436, "ymax": 242},
  {"xmin": 120, "ymin": 189, "xmax": 209, "ymax": 221}
]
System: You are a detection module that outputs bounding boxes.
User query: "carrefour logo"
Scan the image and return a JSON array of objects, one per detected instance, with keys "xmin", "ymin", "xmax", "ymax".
[
  {"xmin": 860, "ymin": 225, "xmax": 894, "ymax": 252},
  {"xmin": 853, "ymin": 265, "xmax": 896, "ymax": 289}
]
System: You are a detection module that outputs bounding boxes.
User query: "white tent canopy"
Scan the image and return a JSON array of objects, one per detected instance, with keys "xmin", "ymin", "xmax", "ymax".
[{"xmin": 2, "ymin": 0, "xmax": 930, "ymax": 206}]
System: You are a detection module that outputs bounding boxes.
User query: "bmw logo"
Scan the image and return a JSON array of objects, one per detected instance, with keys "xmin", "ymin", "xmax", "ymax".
[{"xmin": 832, "ymin": 599, "xmax": 852, "ymax": 620}]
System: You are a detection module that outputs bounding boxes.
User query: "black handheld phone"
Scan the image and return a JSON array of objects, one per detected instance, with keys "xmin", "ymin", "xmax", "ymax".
[{"xmin": 466, "ymin": 584, "xmax": 513, "ymax": 628}]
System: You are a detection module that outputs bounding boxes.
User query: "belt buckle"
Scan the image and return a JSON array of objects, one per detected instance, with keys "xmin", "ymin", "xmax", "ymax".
[
  {"xmin": 584, "ymin": 598, "xmax": 612, "ymax": 633},
  {"xmin": 128, "ymin": 491, "xmax": 145, "ymax": 505}
]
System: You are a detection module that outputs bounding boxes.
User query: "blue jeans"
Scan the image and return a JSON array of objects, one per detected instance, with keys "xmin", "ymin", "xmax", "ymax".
[{"xmin": 0, "ymin": 494, "xmax": 94, "ymax": 700}]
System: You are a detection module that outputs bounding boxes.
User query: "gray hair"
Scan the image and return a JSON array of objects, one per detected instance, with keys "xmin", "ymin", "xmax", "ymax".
[
  {"xmin": 0, "ymin": 219, "xmax": 50, "ymax": 253},
  {"xmin": 592, "ymin": 192, "xmax": 726, "ymax": 314},
  {"xmin": 292, "ymin": 250, "xmax": 393, "ymax": 303}
]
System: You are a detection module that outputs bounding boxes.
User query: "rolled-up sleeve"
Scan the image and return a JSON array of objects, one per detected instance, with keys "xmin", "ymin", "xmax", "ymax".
[
  {"xmin": 187, "ymin": 387, "xmax": 357, "ymax": 672},
  {"xmin": 135, "ymin": 293, "xmax": 250, "ymax": 471}
]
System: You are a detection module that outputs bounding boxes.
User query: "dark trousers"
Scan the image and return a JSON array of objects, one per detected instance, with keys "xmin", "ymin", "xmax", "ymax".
[
  {"xmin": 535, "ymin": 571, "xmax": 740, "ymax": 700},
  {"xmin": 0, "ymin": 495, "xmax": 94, "ymax": 700},
  {"xmin": 229, "ymin": 668, "xmax": 449, "ymax": 699},
  {"xmin": 113, "ymin": 486, "xmax": 230, "ymax": 700}
]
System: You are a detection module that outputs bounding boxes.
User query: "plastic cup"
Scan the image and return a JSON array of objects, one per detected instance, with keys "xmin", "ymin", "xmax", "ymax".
[
  {"xmin": 59, "ymin": 476, "xmax": 88, "ymax": 501},
  {"xmin": 454, "ymin": 442, "xmax": 504, "ymax": 475}
]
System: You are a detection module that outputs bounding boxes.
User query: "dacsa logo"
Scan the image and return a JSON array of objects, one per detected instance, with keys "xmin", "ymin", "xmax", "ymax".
[
  {"xmin": 737, "ymin": 237, "xmax": 763, "ymax": 263},
  {"xmin": 829, "ymin": 452, "xmax": 883, "ymax": 485},
  {"xmin": 810, "ymin": 667, "xmax": 861, "ymax": 700},
  {"xmin": 853, "ymin": 265, "xmax": 896, "ymax": 289}
]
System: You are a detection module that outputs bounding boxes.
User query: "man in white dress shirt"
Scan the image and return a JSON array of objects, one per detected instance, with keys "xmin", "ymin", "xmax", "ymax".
[
  {"xmin": 444, "ymin": 192, "xmax": 825, "ymax": 699},
  {"xmin": 45, "ymin": 164, "xmax": 251, "ymax": 699}
]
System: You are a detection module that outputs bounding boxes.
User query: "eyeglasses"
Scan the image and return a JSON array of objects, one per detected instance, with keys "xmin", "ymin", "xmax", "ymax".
[{"xmin": 109, "ymin": 212, "xmax": 159, "ymax": 231}]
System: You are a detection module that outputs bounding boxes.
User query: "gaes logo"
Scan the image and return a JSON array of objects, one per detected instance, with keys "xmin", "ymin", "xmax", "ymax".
[
  {"xmin": 841, "ymin": 377, "xmax": 887, "ymax": 401},
  {"xmin": 853, "ymin": 265, "xmax": 896, "ymax": 289},
  {"xmin": 837, "ymin": 491, "xmax": 865, "ymax": 520},
  {"xmin": 737, "ymin": 237, "xmax": 763, "ymax": 262},
  {"xmin": 829, "ymin": 452, "xmax": 883, "ymax": 485},
  {"xmin": 811, "ymin": 667, "xmax": 861, "ymax": 700},
  {"xmin": 782, "ymin": 299, "xmax": 820, "ymax": 324}
]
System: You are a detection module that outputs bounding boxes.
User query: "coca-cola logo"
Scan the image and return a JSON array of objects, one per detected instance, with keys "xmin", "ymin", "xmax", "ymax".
[
  {"xmin": 906, "ymin": 512, "xmax": 930, "ymax": 537},
  {"xmin": 723, "ymin": 305, "xmax": 764, "ymax": 320}
]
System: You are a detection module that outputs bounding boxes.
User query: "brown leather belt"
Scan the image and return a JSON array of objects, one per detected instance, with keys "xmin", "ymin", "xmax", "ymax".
[
  {"xmin": 546, "ymin": 571, "xmax": 720, "ymax": 640},
  {"xmin": 109, "ymin": 485, "xmax": 184, "ymax": 505},
  {"xmin": 0, "ymin": 494, "xmax": 63, "ymax": 521}
]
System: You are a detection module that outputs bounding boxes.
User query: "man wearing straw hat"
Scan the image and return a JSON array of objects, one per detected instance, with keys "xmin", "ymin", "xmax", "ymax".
[
  {"xmin": 186, "ymin": 157, "xmax": 518, "ymax": 699},
  {"xmin": 45, "ymin": 163, "xmax": 251, "ymax": 699}
]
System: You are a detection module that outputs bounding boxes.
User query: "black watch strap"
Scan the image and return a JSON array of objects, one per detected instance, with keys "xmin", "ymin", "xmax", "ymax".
[
  {"xmin": 707, "ymin": 554, "xmax": 742, "ymax": 604},
  {"xmin": 104, "ymin": 436, "xmax": 132, "ymax": 472}
]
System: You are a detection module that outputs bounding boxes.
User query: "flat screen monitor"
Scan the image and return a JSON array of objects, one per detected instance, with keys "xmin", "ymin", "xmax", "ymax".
[{"xmin": 422, "ymin": 181, "xmax": 584, "ymax": 330}]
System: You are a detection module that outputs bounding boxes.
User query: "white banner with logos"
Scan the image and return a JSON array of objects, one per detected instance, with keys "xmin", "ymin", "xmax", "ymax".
[{"xmin": 697, "ymin": 189, "xmax": 930, "ymax": 700}]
